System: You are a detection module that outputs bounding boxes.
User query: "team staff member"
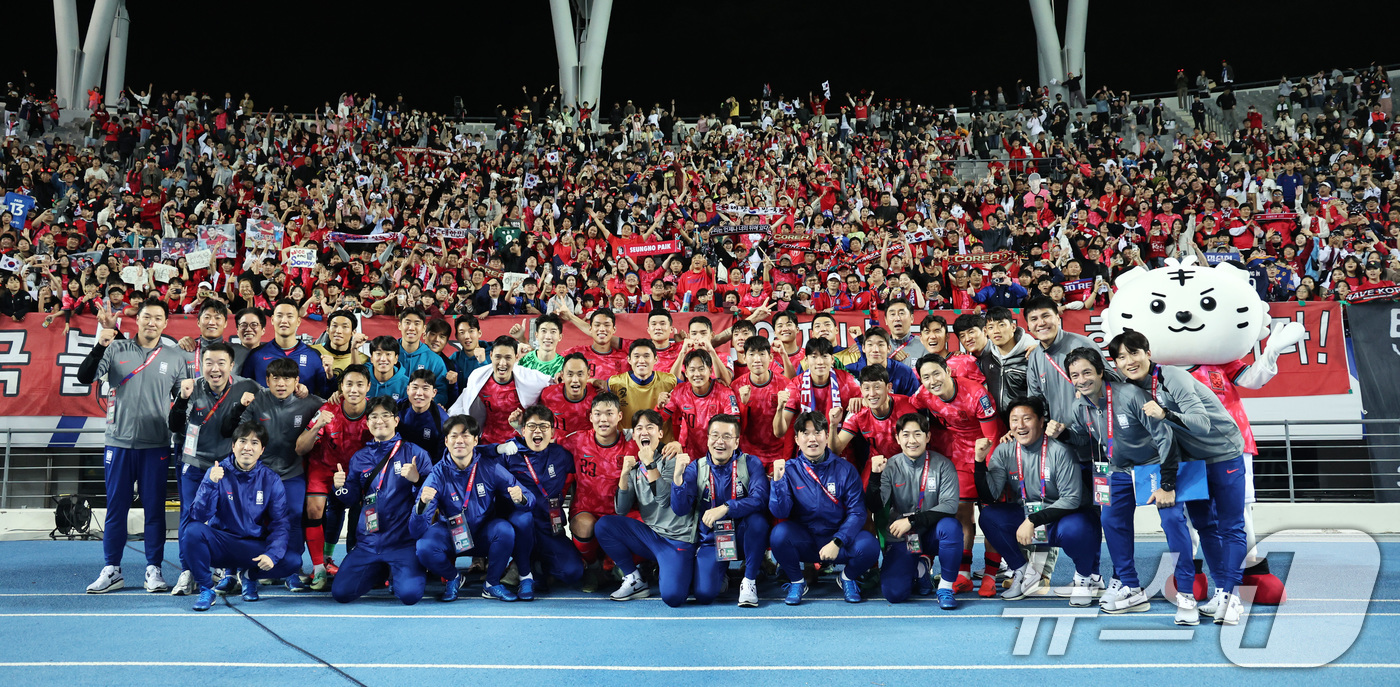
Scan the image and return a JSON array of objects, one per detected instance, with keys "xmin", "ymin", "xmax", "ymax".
[
  {"xmin": 174, "ymin": 300, "xmax": 237, "ymax": 373},
  {"xmin": 167, "ymin": 343, "xmax": 260, "ymax": 596},
  {"xmin": 367, "ymin": 336, "xmax": 410, "ymax": 401},
  {"xmin": 770, "ymin": 411, "xmax": 880, "ymax": 605},
  {"xmin": 974, "ymin": 397, "xmax": 1103, "ymax": 605},
  {"xmin": 731, "ymin": 337, "xmax": 794, "ymax": 468},
  {"xmin": 539, "ymin": 353, "xmax": 599, "ymax": 435},
  {"xmin": 330, "ymin": 396, "xmax": 434, "ymax": 605},
  {"xmin": 1049, "ymin": 348, "xmax": 1189, "ymax": 617},
  {"xmin": 661, "ymin": 349, "xmax": 740, "ymax": 459},
  {"xmin": 1109, "ymin": 331, "xmax": 1247, "ymax": 625},
  {"xmin": 595, "ymin": 410, "xmax": 699, "ymax": 607},
  {"xmin": 559, "ymin": 392, "xmax": 640, "ymax": 592},
  {"xmin": 221, "ymin": 357, "xmax": 325, "ymax": 592},
  {"xmin": 181, "ymin": 422, "xmax": 304, "ymax": 611},
  {"xmin": 607, "ymin": 339, "xmax": 677, "ymax": 430},
  {"xmin": 450, "ymin": 335, "xmax": 552, "ymax": 445},
  {"xmin": 979, "ymin": 307, "xmax": 1033, "ymax": 409},
  {"xmin": 298, "ymin": 365, "xmax": 374, "ymax": 589},
  {"xmin": 412, "ymin": 415, "xmax": 534, "ymax": 602},
  {"xmin": 242, "ymin": 300, "xmax": 331, "ymax": 395},
  {"xmin": 672, "ymin": 415, "xmax": 770, "ymax": 608},
  {"xmin": 842, "ymin": 327, "xmax": 921, "ymax": 397},
  {"xmin": 395, "ymin": 309, "xmax": 451, "ymax": 406},
  {"xmin": 1024, "ymin": 296, "xmax": 1108, "ymax": 448},
  {"xmin": 78, "ymin": 300, "xmax": 190, "ymax": 594},
  {"xmin": 398, "ymin": 370, "xmax": 449, "ymax": 463},
  {"xmin": 882, "ymin": 299, "xmax": 928, "ymax": 364},
  {"xmin": 497, "ymin": 405, "xmax": 584, "ymax": 596}
]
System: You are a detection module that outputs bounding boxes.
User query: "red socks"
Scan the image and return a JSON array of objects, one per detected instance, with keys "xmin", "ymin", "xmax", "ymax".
[
  {"xmin": 573, "ymin": 536, "xmax": 600, "ymax": 565},
  {"xmin": 306, "ymin": 526, "xmax": 325, "ymax": 566},
  {"xmin": 983, "ymin": 551, "xmax": 1003, "ymax": 575}
]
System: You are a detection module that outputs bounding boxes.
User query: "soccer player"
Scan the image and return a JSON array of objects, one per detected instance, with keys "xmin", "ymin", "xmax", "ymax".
[
  {"xmin": 518, "ymin": 313, "xmax": 565, "ymax": 377},
  {"xmin": 396, "ymin": 308, "xmax": 451, "ymax": 405},
  {"xmin": 673, "ymin": 414, "xmax": 771, "ymax": 607},
  {"xmin": 594, "ymin": 410, "xmax": 699, "ymax": 607},
  {"xmin": 922, "ymin": 313, "xmax": 986, "ymax": 384},
  {"xmin": 808, "ymin": 312, "xmax": 860, "ymax": 370},
  {"xmin": 560, "ymin": 308, "xmax": 631, "ymax": 380},
  {"xmin": 77, "ymin": 300, "xmax": 190, "ymax": 593},
  {"xmin": 867, "ymin": 413, "xmax": 962, "ymax": 608},
  {"xmin": 732, "ymin": 337, "xmax": 794, "ymax": 468},
  {"xmin": 661, "ymin": 350, "xmax": 740, "ymax": 459},
  {"xmin": 979, "ymin": 307, "xmax": 1033, "ymax": 410},
  {"xmin": 606, "ymin": 339, "xmax": 677, "ymax": 430},
  {"xmin": 779, "ymin": 338, "xmax": 862, "ymax": 437},
  {"xmin": 330, "ymin": 396, "xmax": 434, "ymax": 605},
  {"xmin": 772, "ymin": 310, "xmax": 806, "ymax": 372},
  {"xmin": 398, "ymin": 370, "xmax": 449, "ymax": 463},
  {"xmin": 413, "ymin": 414, "xmax": 534, "ymax": 602},
  {"xmin": 882, "ymin": 299, "xmax": 927, "ymax": 364},
  {"xmin": 842, "ymin": 326, "xmax": 921, "ymax": 397},
  {"xmin": 309, "ymin": 310, "xmax": 368, "ymax": 379},
  {"xmin": 975, "ymin": 397, "xmax": 1103, "ymax": 606},
  {"xmin": 728, "ymin": 319, "xmax": 792, "ymax": 380},
  {"xmin": 539, "ymin": 353, "xmax": 598, "ymax": 436},
  {"xmin": 220, "ymin": 357, "xmax": 325, "ymax": 592},
  {"xmin": 447, "ymin": 314, "xmax": 492, "ymax": 386},
  {"xmin": 241, "ymin": 299, "xmax": 330, "ymax": 394},
  {"xmin": 559, "ymin": 392, "xmax": 639, "ymax": 592},
  {"xmin": 644, "ymin": 310, "xmax": 685, "ymax": 373},
  {"xmin": 450, "ymin": 335, "xmax": 552, "ymax": 444},
  {"xmin": 1109, "ymin": 331, "xmax": 1248, "ymax": 625},
  {"xmin": 769, "ymin": 411, "xmax": 880, "ymax": 605},
  {"xmin": 1048, "ymin": 348, "xmax": 1190, "ymax": 617},
  {"xmin": 367, "ymin": 336, "xmax": 410, "ymax": 401},
  {"xmin": 830, "ymin": 365, "xmax": 918, "ymax": 480},
  {"xmin": 180, "ymin": 422, "xmax": 304, "ymax": 611},
  {"xmin": 297, "ymin": 364, "xmax": 374, "ymax": 590},
  {"xmin": 667, "ymin": 316, "xmax": 734, "ymax": 385},
  {"xmin": 911, "ymin": 353, "xmax": 1005, "ymax": 595},
  {"xmin": 496, "ymin": 405, "xmax": 584, "ymax": 595},
  {"xmin": 167, "ymin": 342, "xmax": 260, "ymax": 596}
]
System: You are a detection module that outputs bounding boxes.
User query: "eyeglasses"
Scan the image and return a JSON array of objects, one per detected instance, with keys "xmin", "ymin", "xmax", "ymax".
[
  {"xmin": 523, "ymin": 422, "xmax": 552, "ymax": 432},
  {"xmin": 367, "ymin": 413, "xmax": 397, "ymax": 421},
  {"xmin": 708, "ymin": 433, "xmax": 737, "ymax": 442}
]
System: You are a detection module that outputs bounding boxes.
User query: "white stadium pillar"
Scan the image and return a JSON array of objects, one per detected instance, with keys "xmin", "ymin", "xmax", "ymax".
[
  {"xmin": 1064, "ymin": 0, "xmax": 1089, "ymax": 87},
  {"xmin": 1027, "ymin": 0, "xmax": 1065, "ymax": 99},
  {"xmin": 53, "ymin": 0, "xmax": 82, "ymax": 112},
  {"xmin": 103, "ymin": 0, "xmax": 129, "ymax": 109},
  {"xmin": 576, "ymin": 0, "xmax": 613, "ymax": 115},
  {"xmin": 548, "ymin": 0, "xmax": 579, "ymax": 110},
  {"xmin": 75, "ymin": 0, "xmax": 119, "ymax": 108}
]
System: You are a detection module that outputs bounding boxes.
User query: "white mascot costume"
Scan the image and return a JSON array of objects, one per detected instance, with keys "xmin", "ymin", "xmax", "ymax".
[{"xmin": 1103, "ymin": 256, "xmax": 1304, "ymax": 605}]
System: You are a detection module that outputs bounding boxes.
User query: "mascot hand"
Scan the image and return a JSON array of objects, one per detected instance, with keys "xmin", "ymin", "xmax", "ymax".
[{"xmin": 1262, "ymin": 321, "xmax": 1307, "ymax": 359}]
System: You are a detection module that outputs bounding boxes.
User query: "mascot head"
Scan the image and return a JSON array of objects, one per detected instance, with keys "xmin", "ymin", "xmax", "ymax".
[{"xmin": 1102, "ymin": 256, "xmax": 1271, "ymax": 365}]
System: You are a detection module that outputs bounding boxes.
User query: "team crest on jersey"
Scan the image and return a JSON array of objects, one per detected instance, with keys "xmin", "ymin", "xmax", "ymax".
[
  {"xmin": 294, "ymin": 415, "xmax": 304, "ymax": 427},
  {"xmin": 826, "ymin": 481, "xmax": 837, "ymax": 495},
  {"xmin": 255, "ymin": 490, "xmax": 264, "ymax": 505},
  {"xmin": 1117, "ymin": 414, "xmax": 1130, "ymax": 428},
  {"xmin": 393, "ymin": 461, "xmax": 403, "ymax": 475},
  {"xmin": 159, "ymin": 362, "xmax": 169, "ymax": 374},
  {"xmin": 547, "ymin": 464, "xmax": 556, "ymax": 478},
  {"xmin": 299, "ymin": 354, "xmax": 308, "ymax": 366},
  {"xmin": 735, "ymin": 481, "xmax": 745, "ymax": 497},
  {"xmin": 476, "ymin": 483, "xmax": 487, "ymax": 497},
  {"xmin": 1208, "ymin": 370, "xmax": 1226, "ymax": 390},
  {"xmin": 423, "ymin": 427, "xmax": 431, "ymax": 439},
  {"xmin": 978, "ymin": 396, "xmax": 994, "ymax": 414}
]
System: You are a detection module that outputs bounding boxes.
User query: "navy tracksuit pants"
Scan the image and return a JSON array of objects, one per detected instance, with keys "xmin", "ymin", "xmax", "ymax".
[
  {"xmin": 506, "ymin": 510, "xmax": 584, "ymax": 586},
  {"xmin": 594, "ymin": 515, "xmax": 695, "ymax": 608},
  {"xmin": 770, "ymin": 521, "xmax": 880, "ymax": 584},
  {"xmin": 1101, "ymin": 471, "xmax": 1194, "ymax": 591},
  {"xmin": 1184, "ymin": 456, "xmax": 1248, "ymax": 593},
  {"xmin": 979, "ymin": 502, "xmax": 1102, "ymax": 577},
  {"xmin": 102, "ymin": 446, "xmax": 170, "ymax": 568},
  {"xmin": 331, "ymin": 543, "xmax": 426, "ymax": 605},
  {"xmin": 180, "ymin": 522, "xmax": 303, "ymax": 590},
  {"xmin": 881, "ymin": 516, "xmax": 963, "ymax": 603},
  {"xmin": 693, "ymin": 512, "xmax": 770, "ymax": 604},
  {"xmin": 417, "ymin": 519, "xmax": 516, "ymax": 587}
]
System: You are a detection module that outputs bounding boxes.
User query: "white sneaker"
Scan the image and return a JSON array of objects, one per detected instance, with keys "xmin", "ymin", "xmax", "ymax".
[
  {"xmin": 1068, "ymin": 573, "xmax": 1104, "ymax": 607},
  {"xmin": 1198, "ymin": 587, "xmax": 1226, "ymax": 615},
  {"xmin": 1100, "ymin": 586, "xmax": 1150, "ymax": 614},
  {"xmin": 170, "ymin": 570, "xmax": 198, "ymax": 596},
  {"xmin": 1174, "ymin": 593, "xmax": 1200, "ymax": 625},
  {"xmin": 1001, "ymin": 564, "xmax": 1046, "ymax": 601},
  {"xmin": 1214, "ymin": 592, "xmax": 1243, "ymax": 626},
  {"xmin": 738, "ymin": 578, "xmax": 759, "ymax": 608},
  {"xmin": 1098, "ymin": 578, "xmax": 1126, "ymax": 606},
  {"xmin": 610, "ymin": 573, "xmax": 651, "ymax": 601},
  {"xmin": 144, "ymin": 565, "xmax": 169, "ymax": 593},
  {"xmin": 86, "ymin": 565, "xmax": 123, "ymax": 593}
]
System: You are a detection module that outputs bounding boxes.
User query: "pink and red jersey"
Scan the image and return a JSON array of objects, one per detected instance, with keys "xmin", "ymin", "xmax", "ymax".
[
  {"xmin": 784, "ymin": 369, "xmax": 862, "ymax": 417},
  {"xmin": 539, "ymin": 383, "xmax": 599, "ymax": 436},
  {"xmin": 310, "ymin": 402, "xmax": 371, "ymax": 470},
  {"xmin": 560, "ymin": 429, "xmax": 638, "ymax": 516},
  {"xmin": 662, "ymin": 381, "xmax": 740, "ymax": 458},
  {"xmin": 733, "ymin": 372, "xmax": 794, "ymax": 466},
  {"xmin": 912, "ymin": 379, "xmax": 1002, "ymax": 468},
  {"xmin": 477, "ymin": 376, "xmax": 523, "ymax": 444},
  {"xmin": 841, "ymin": 394, "xmax": 919, "ymax": 482},
  {"xmin": 562, "ymin": 343, "xmax": 630, "ymax": 380},
  {"xmin": 1189, "ymin": 360, "xmax": 1257, "ymax": 454}
]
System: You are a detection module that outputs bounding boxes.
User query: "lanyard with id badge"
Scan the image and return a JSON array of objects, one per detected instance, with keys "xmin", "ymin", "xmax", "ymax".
[
  {"xmin": 1017, "ymin": 440, "xmax": 1050, "ymax": 544},
  {"xmin": 447, "ymin": 462, "xmax": 479, "ymax": 553},
  {"xmin": 1086, "ymin": 385, "xmax": 1114, "ymax": 507},
  {"xmin": 709, "ymin": 459, "xmax": 740, "ymax": 561},
  {"xmin": 109, "ymin": 346, "xmax": 163, "ymax": 423},
  {"xmin": 521, "ymin": 453, "xmax": 565, "ymax": 535},
  {"xmin": 183, "ymin": 383, "xmax": 231, "ymax": 460},
  {"xmin": 904, "ymin": 453, "xmax": 935, "ymax": 554},
  {"xmin": 363, "ymin": 441, "xmax": 402, "ymax": 534}
]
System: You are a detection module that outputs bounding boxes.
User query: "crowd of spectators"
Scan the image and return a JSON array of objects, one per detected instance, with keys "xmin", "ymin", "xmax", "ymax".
[{"xmin": 1, "ymin": 60, "xmax": 1399, "ymax": 329}]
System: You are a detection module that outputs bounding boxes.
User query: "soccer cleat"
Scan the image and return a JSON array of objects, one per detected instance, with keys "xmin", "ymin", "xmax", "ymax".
[
  {"xmin": 916, "ymin": 557, "xmax": 934, "ymax": 596},
  {"xmin": 738, "ymin": 578, "xmax": 759, "ymax": 608},
  {"xmin": 517, "ymin": 578, "xmax": 536, "ymax": 602},
  {"xmin": 285, "ymin": 575, "xmax": 310, "ymax": 593},
  {"xmin": 783, "ymin": 581, "xmax": 808, "ymax": 606},
  {"xmin": 212, "ymin": 570, "xmax": 239, "ymax": 596},
  {"xmin": 580, "ymin": 562, "xmax": 601, "ymax": 593},
  {"xmin": 324, "ymin": 559, "xmax": 339, "ymax": 577},
  {"xmin": 308, "ymin": 570, "xmax": 331, "ymax": 591},
  {"xmin": 192, "ymin": 587, "xmax": 218, "ymax": 611},
  {"xmin": 1215, "ymin": 592, "xmax": 1243, "ymax": 626},
  {"xmin": 483, "ymin": 583, "xmax": 519, "ymax": 602},
  {"xmin": 86, "ymin": 565, "xmax": 123, "ymax": 593},
  {"xmin": 144, "ymin": 565, "xmax": 169, "ymax": 593},
  {"xmin": 441, "ymin": 574, "xmax": 462, "ymax": 602},
  {"xmin": 1198, "ymin": 587, "xmax": 1226, "ymax": 615},
  {"xmin": 1067, "ymin": 573, "xmax": 1105, "ymax": 607},
  {"xmin": 1174, "ymin": 593, "xmax": 1200, "ymax": 626},
  {"xmin": 937, "ymin": 588, "xmax": 958, "ymax": 610},
  {"xmin": 838, "ymin": 571, "xmax": 863, "ymax": 603},
  {"xmin": 170, "ymin": 570, "xmax": 197, "ymax": 596},
  {"xmin": 951, "ymin": 574, "xmax": 974, "ymax": 594},
  {"xmin": 1001, "ymin": 565, "xmax": 1046, "ymax": 601},
  {"xmin": 1100, "ymin": 586, "xmax": 1150, "ymax": 614},
  {"xmin": 609, "ymin": 574, "xmax": 649, "ymax": 601},
  {"xmin": 241, "ymin": 571, "xmax": 260, "ymax": 602},
  {"xmin": 978, "ymin": 573, "xmax": 999, "ymax": 597}
]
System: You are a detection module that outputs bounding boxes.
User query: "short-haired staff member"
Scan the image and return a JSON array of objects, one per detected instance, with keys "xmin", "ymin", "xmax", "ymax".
[
  {"xmin": 672, "ymin": 414, "xmax": 771, "ymax": 607},
  {"xmin": 975, "ymin": 396, "xmax": 1103, "ymax": 606},
  {"xmin": 867, "ymin": 413, "xmax": 963, "ymax": 609},
  {"xmin": 181, "ymin": 422, "xmax": 304, "ymax": 611},
  {"xmin": 330, "ymin": 396, "xmax": 434, "ymax": 605},
  {"xmin": 1048, "ymin": 348, "xmax": 1190, "ymax": 617},
  {"xmin": 412, "ymin": 415, "xmax": 534, "ymax": 602},
  {"xmin": 770, "ymin": 411, "xmax": 880, "ymax": 605},
  {"xmin": 495, "ymin": 405, "xmax": 585, "ymax": 596},
  {"xmin": 594, "ymin": 410, "xmax": 700, "ymax": 608},
  {"xmin": 77, "ymin": 300, "xmax": 191, "ymax": 594}
]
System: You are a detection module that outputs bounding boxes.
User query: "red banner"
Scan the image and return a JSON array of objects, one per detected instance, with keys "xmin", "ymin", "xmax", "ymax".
[
  {"xmin": 0, "ymin": 302, "xmax": 1345, "ymax": 417},
  {"xmin": 623, "ymin": 240, "xmax": 682, "ymax": 258}
]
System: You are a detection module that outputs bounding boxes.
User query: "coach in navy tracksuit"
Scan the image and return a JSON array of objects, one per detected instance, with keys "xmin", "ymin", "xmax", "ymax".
[
  {"xmin": 769, "ymin": 411, "xmax": 880, "ymax": 605},
  {"xmin": 671, "ymin": 414, "xmax": 770, "ymax": 607},
  {"xmin": 181, "ymin": 422, "xmax": 304, "ymax": 611},
  {"xmin": 493, "ymin": 405, "xmax": 585, "ymax": 596},
  {"xmin": 414, "ymin": 414, "xmax": 535, "ymax": 602},
  {"xmin": 331, "ymin": 396, "xmax": 434, "ymax": 605}
]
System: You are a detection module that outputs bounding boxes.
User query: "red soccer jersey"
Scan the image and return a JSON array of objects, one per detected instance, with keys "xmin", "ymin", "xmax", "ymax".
[
  {"xmin": 784, "ymin": 369, "xmax": 862, "ymax": 416},
  {"xmin": 539, "ymin": 383, "xmax": 598, "ymax": 436},
  {"xmin": 1189, "ymin": 360, "xmax": 1257, "ymax": 454},
  {"xmin": 912, "ymin": 380, "xmax": 1002, "ymax": 468},
  {"xmin": 562, "ymin": 343, "xmax": 630, "ymax": 380},
  {"xmin": 841, "ymin": 394, "xmax": 919, "ymax": 481},
  {"xmin": 310, "ymin": 402, "xmax": 371, "ymax": 470},
  {"xmin": 653, "ymin": 341, "xmax": 684, "ymax": 375},
  {"xmin": 560, "ymin": 430, "xmax": 638, "ymax": 516},
  {"xmin": 947, "ymin": 353, "xmax": 987, "ymax": 385},
  {"xmin": 733, "ymin": 372, "xmax": 794, "ymax": 466},
  {"xmin": 478, "ymin": 376, "xmax": 523, "ymax": 444},
  {"xmin": 662, "ymin": 381, "xmax": 740, "ymax": 458}
]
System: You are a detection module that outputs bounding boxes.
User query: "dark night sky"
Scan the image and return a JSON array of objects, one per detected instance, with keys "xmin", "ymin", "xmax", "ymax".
[{"xmin": 6, "ymin": 1, "xmax": 1400, "ymax": 118}]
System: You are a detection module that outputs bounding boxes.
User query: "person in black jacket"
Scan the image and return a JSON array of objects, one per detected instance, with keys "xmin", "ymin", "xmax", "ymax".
[{"xmin": 0, "ymin": 272, "xmax": 36, "ymax": 321}]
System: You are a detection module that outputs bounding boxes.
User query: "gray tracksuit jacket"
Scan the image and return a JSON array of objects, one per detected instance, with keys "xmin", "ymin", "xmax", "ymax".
[{"xmin": 1133, "ymin": 364, "xmax": 1244, "ymax": 464}]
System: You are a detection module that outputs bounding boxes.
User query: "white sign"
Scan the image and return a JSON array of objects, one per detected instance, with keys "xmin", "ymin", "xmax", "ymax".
[{"xmin": 185, "ymin": 249, "xmax": 212, "ymax": 271}]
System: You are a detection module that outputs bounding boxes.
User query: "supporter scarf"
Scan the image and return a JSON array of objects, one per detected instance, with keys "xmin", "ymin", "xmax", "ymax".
[
  {"xmin": 800, "ymin": 368, "xmax": 840, "ymax": 413},
  {"xmin": 718, "ymin": 203, "xmax": 787, "ymax": 216},
  {"xmin": 326, "ymin": 231, "xmax": 403, "ymax": 244},
  {"xmin": 1346, "ymin": 284, "xmax": 1400, "ymax": 304}
]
